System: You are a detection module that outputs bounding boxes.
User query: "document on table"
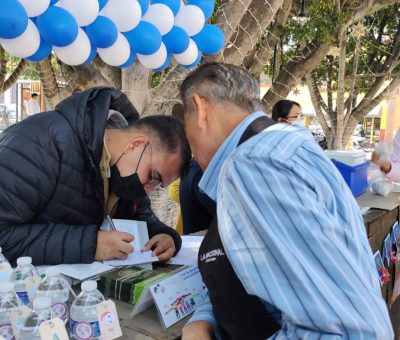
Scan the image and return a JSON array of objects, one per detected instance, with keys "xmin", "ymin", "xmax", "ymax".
[
  {"xmin": 168, "ymin": 236, "xmax": 204, "ymax": 266},
  {"xmin": 55, "ymin": 262, "xmax": 114, "ymax": 281},
  {"xmin": 104, "ymin": 219, "xmax": 158, "ymax": 266}
]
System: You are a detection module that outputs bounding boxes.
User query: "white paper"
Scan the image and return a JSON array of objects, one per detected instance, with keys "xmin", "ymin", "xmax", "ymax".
[
  {"xmin": 55, "ymin": 262, "xmax": 114, "ymax": 281},
  {"xmin": 168, "ymin": 236, "xmax": 204, "ymax": 266},
  {"xmin": 104, "ymin": 219, "xmax": 158, "ymax": 266},
  {"xmin": 150, "ymin": 266, "xmax": 207, "ymax": 328}
]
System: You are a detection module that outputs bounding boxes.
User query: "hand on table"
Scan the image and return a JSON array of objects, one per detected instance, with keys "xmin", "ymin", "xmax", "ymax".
[
  {"xmin": 95, "ymin": 231, "xmax": 134, "ymax": 261},
  {"xmin": 371, "ymin": 151, "xmax": 392, "ymax": 173},
  {"xmin": 142, "ymin": 233, "xmax": 175, "ymax": 262},
  {"xmin": 182, "ymin": 321, "xmax": 213, "ymax": 340}
]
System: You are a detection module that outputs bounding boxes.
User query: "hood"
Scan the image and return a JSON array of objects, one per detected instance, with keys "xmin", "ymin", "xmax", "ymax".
[{"xmin": 55, "ymin": 87, "xmax": 139, "ymax": 166}]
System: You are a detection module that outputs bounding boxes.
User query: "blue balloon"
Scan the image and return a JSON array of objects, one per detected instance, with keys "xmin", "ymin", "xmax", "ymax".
[
  {"xmin": 193, "ymin": 24, "xmax": 224, "ymax": 55},
  {"xmin": 183, "ymin": 50, "xmax": 202, "ymax": 68},
  {"xmin": 98, "ymin": 0, "xmax": 108, "ymax": 11},
  {"xmin": 119, "ymin": 51, "xmax": 136, "ymax": 68},
  {"xmin": 50, "ymin": 0, "xmax": 58, "ymax": 4},
  {"xmin": 162, "ymin": 26, "xmax": 189, "ymax": 54},
  {"xmin": 0, "ymin": 0, "xmax": 28, "ymax": 39},
  {"xmin": 85, "ymin": 46, "xmax": 97, "ymax": 64},
  {"xmin": 154, "ymin": 54, "xmax": 171, "ymax": 72},
  {"xmin": 187, "ymin": 0, "xmax": 214, "ymax": 20},
  {"xmin": 37, "ymin": 6, "xmax": 78, "ymax": 47},
  {"xmin": 85, "ymin": 16, "xmax": 118, "ymax": 49},
  {"xmin": 137, "ymin": 0, "xmax": 150, "ymax": 15},
  {"xmin": 124, "ymin": 21, "xmax": 162, "ymax": 55},
  {"xmin": 25, "ymin": 39, "xmax": 52, "ymax": 62},
  {"xmin": 152, "ymin": 0, "xmax": 180, "ymax": 16}
]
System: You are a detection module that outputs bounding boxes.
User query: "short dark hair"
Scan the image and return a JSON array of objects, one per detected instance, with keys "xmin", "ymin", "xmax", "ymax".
[
  {"xmin": 180, "ymin": 62, "xmax": 263, "ymax": 114},
  {"xmin": 31, "ymin": 93, "xmax": 39, "ymax": 98},
  {"xmin": 128, "ymin": 115, "xmax": 191, "ymax": 176},
  {"xmin": 271, "ymin": 100, "xmax": 301, "ymax": 121}
]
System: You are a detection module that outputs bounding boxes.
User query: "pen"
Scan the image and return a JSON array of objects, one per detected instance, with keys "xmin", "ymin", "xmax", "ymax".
[{"xmin": 106, "ymin": 214, "xmax": 117, "ymax": 231}]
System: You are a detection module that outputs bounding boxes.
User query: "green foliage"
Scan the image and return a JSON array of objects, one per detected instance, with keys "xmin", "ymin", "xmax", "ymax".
[
  {"xmin": 4, "ymin": 52, "xmax": 39, "ymax": 80},
  {"xmin": 312, "ymin": 4, "xmax": 400, "ymax": 93}
]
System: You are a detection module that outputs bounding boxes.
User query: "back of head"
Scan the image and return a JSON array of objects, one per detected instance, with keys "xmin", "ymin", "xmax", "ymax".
[
  {"xmin": 128, "ymin": 115, "xmax": 191, "ymax": 176},
  {"xmin": 31, "ymin": 93, "xmax": 39, "ymax": 99},
  {"xmin": 180, "ymin": 62, "xmax": 263, "ymax": 114},
  {"xmin": 272, "ymin": 100, "xmax": 299, "ymax": 121}
]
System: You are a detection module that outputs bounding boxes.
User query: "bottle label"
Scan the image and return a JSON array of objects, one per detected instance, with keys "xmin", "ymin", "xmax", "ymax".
[
  {"xmin": 16, "ymin": 291, "xmax": 29, "ymax": 305},
  {"xmin": 51, "ymin": 301, "xmax": 69, "ymax": 321},
  {"xmin": 70, "ymin": 319, "xmax": 100, "ymax": 339},
  {"xmin": 0, "ymin": 322, "xmax": 15, "ymax": 340}
]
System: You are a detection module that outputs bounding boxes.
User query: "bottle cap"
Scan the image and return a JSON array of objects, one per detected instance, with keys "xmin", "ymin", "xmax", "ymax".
[
  {"xmin": 45, "ymin": 267, "xmax": 60, "ymax": 278},
  {"xmin": 0, "ymin": 282, "xmax": 14, "ymax": 293},
  {"xmin": 16, "ymin": 257, "xmax": 32, "ymax": 266},
  {"xmin": 33, "ymin": 296, "xmax": 51, "ymax": 310},
  {"xmin": 81, "ymin": 280, "xmax": 97, "ymax": 292}
]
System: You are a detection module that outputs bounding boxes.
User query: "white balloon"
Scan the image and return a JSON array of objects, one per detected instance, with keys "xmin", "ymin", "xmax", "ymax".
[
  {"xmin": 19, "ymin": 0, "xmax": 50, "ymax": 17},
  {"xmin": 175, "ymin": 5, "xmax": 205, "ymax": 36},
  {"xmin": 98, "ymin": 33, "xmax": 130, "ymax": 66},
  {"xmin": 101, "ymin": 0, "xmax": 141, "ymax": 32},
  {"xmin": 0, "ymin": 19, "xmax": 40, "ymax": 58},
  {"xmin": 54, "ymin": 28, "xmax": 91, "ymax": 66},
  {"xmin": 137, "ymin": 42, "xmax": 167, "ymax": 69},
  {"xmin": 59, "ymin": 0, "xmax": 99, "ymax": 26},
  {"xmin": 173, "ymin": 38, "xmax": 198, "ymax": 65},
  {"xmin": 142, "ymin": 4, "xmax": 174, "ymax": 36}
]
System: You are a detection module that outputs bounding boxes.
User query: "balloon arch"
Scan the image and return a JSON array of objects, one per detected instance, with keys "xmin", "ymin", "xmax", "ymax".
[{"xmin": 0, "ymin": 0, "xmax": 224, "ymax": 71}]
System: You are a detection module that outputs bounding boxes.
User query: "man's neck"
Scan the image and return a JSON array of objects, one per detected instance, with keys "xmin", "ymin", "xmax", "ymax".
[{"xmin": 104, "ymin": 129, "xmax": 129, "ymax": 165}]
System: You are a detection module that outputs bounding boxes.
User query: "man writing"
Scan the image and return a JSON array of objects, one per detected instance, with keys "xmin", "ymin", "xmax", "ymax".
[
  {"xmin": 0, "ymin": 87, "xmax": 191, "ymax": 265},
  {"xmin": 181, "ymin": 63, "xmax": 393, "ymax": 339}
]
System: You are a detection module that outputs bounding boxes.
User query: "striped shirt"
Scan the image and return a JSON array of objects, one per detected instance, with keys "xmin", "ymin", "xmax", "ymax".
[{"xmin": 190, "ymin": 121, "xmax": 393, "ymax": 339}]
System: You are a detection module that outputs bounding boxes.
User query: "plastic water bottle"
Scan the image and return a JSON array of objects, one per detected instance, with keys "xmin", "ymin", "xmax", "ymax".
[
  {"xmin": 0, "ymin": 282, "xmax": 21, "ymax": 340},
  {"xmin": 0, "ymin": 248, "xmax": 8, "ymax": 264},
  {"xmin": 70, "ymin": 281, "xmax": 105, "ymax": 340},
  {"xmin": 19, "ymin": 296, "xmax": 52, "ymax": 340},
  {"xmin": 0, "ymin": 247, "xmax": 12, "ymax": 282},
  {"xmin": 11, "ymin": 257, "xmax": 39, "ymax": 305},
  {"xmin": 35, "ymin": 268, "xmax": 70, "ymax": 324}
]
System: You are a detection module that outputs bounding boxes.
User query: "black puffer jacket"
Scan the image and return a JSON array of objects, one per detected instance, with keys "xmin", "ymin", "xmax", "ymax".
[{"xmin": 0, "ymin": 87, "xmax": 181, "ymax": 265}]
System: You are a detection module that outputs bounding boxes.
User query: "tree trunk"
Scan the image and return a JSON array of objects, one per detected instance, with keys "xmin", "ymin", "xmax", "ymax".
[
  {"xmin": 37, "ymin": 58, "xmax": 61, "ymax": 109},
  {"xmin": 247, "ymin": 0, "xmax": 293, "ymax": 77},
  {"xmin": 222, "ymin": 0, "xmax": 285, "ymax": 65},
  {"xmin": 121, "ymin": 61, "xmax": 151, "ymax": 114}
]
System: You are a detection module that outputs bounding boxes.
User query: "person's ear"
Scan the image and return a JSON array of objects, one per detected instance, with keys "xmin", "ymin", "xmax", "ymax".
[
  {"xmin": 123, "ymin": 134, "xmax": 149, "ymax": 153},
  {"xmin": 192, "ymin": 94, "xmax": 208, "ymax": 130},
  {"xmin": 277, "ymin": 117, "xmax": 286, "ymax": 123}
]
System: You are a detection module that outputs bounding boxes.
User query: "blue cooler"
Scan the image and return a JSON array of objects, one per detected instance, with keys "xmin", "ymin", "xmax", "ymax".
[{"xmin": 331, "ymin": 159, "xmax": 369, "ymax": 197}]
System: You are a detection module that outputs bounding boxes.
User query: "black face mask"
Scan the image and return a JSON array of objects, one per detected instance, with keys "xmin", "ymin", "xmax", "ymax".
[{"xmin": 109, "ymin": 144, "xmax": 148, "ymax": 202}]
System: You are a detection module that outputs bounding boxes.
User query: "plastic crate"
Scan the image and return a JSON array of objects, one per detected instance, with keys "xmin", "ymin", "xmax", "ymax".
[{"xmin": 332, "ymin": 159, "xmax": 369, "ymax": 197}]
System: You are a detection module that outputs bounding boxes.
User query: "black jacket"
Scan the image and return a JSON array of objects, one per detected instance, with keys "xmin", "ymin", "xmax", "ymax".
[{"xmin": 0, "ymin": 87, "xmax": 181, "ymax": 265}]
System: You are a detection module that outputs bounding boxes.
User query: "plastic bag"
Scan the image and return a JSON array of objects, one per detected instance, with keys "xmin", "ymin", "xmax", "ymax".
[{"xmin": 368, "ymin": 163, "xmax": 393, "ymax": 197}]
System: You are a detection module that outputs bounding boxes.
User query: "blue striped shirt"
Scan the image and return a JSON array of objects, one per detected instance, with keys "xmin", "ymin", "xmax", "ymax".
[{"xmin": 189, "ymin": 121, "xmax": 393, "ymax": 339}]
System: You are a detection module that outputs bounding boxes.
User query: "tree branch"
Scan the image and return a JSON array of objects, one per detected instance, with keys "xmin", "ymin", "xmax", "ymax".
[
  {"xmin": 246, "ymin": 0, "xmax": 293, "ymax": 77},
  {"xmin": 37, "ymin": 57, "xmax": 60, "ymax": 109},
  {"xmin": 262, "ymin": 41, "xmax": 332, "ymax": 111},
  {"xmin": 2, "ymin": 59, "xmax": 27, "ymax": 93}
]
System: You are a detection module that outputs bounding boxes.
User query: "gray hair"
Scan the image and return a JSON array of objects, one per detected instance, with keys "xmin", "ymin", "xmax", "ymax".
[{"xmin": 180, "ymin": 62, "xmax": 264, "ymax": 114}]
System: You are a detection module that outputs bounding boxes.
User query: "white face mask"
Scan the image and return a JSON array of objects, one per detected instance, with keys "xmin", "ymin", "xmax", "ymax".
[{"xmin": 292, "ymin": 120, "xmax": 304, "ymax": 127}]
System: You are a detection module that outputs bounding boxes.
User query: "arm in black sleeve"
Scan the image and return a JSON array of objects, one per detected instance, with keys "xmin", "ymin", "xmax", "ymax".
[
  {"xmin": 133, "ymin": 197, "xmax": 182, "ymax": 254},
  {"xmin": 0, "ymin": 222, "xmax": 98, "ymax": 266},
  {"xmin": 0, "ymin": 125, "xmax": 99, "ymax": 266}
]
